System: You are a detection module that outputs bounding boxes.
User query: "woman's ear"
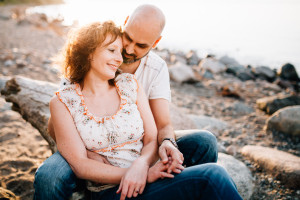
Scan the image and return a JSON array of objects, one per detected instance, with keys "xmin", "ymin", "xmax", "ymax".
[{"xmin": 152, "ymin": 36, "xmax": 162, "ymax": 48}]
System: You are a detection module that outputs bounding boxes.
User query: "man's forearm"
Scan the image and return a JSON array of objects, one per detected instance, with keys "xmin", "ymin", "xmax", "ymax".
[{"xmin": 157, "ymin": 124, "xmax": 175, "ymax": 145}]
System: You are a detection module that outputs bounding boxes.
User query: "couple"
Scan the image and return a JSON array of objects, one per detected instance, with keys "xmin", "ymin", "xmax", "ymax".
[{"xmin": 34, "ymin": 4, "xmax": 242, "ymax": 200}]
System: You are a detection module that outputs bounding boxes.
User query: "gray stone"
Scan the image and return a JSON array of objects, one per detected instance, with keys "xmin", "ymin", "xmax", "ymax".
[
  {"xmin": 217, "ymin": 142, "xmax": 227, "ymax": 153},
  {"xmin": 225, "ymin": 64, "xmax": 246, "ymax": 76},
  {"xmin": 186, "ymin": 50, "xmax": 200, "ymax": 66},
  {"xmin": 252, "ymin": 66, "xmax": 276, "ymax": 82},
  {"xmin": 15, "ymin": 59, "xmax": 28, "ymax": 68},
  {"xmin": 170, "ymin": 52, "xmax": 187, "ymax": 64},
  {"xmin": 279, "ymin": 63, "xmax": 300, "ymax": 82},
  {"xmin": 241, "ymin": 145, "xmax": 300, "ymax": 189},
  {"xmin": 218, "ymin": 153, "xmax": 254, "ymax": 200},
  {"xmin": 4, "ymin": 60, "xmax": 14, "ymax": 67},
  {"xmin": 237, "ymin": 70, "xmax": 256, "ymax": 81},
  {"xmin": 256, "ymin": 95, "xmax": 300, "ymax": 115},
  {"xmin": 198, "ymin": 69, "xmax": 214, "ymax": 80},
  {"xmin": 187, "ymin": 114, "xmax": 228, "ymax": 136},
  {"xmin": 266, "ymin": 105, "xmax": 300, "ymax": 137},
  {"xmin": 198, "ymin": 57, "xmax": 226, "ymax": 73},
  {"xmin": 226, "ymin": 102, "xmax": 254, "ymax": 116},
  {"xmin": 169, "ymin": 62, "xmax": 195, "ymax": 83},
  {"xmin": 219, "ymin": 55, "xmax": 240, "ymax": 66}
]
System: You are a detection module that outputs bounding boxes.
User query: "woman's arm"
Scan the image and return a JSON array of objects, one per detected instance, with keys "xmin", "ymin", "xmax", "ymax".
[
  {"xmin": 117, "ymin": 81, "xmax": 158, "ymax": 200},
  {"xmin": 50, "ymin": 96, "xmax": 127, "ymax": 184},
  {"xmin": 136, "ymin": 81, "xmax": 159, "ymax": 165}
]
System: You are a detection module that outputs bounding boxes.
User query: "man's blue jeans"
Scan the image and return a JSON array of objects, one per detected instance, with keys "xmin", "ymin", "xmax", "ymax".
[
  {"xmin": 91, "ymin": 164, "xmax": 242, "ymax": 200},
  {"xmin": 34, "ymin": 130, "xmax": 241, "ymax": 199}
]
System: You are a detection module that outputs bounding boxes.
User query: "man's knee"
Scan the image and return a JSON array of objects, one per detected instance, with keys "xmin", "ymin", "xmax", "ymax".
[
  {"xmin": 178, "ymin": 130, "xmax": 218, "ymax": 153},
  {"xmin": 177, "ymin": 130, "xmax": 218, "ymax": 164},
  {"xmin": 34, "ymin": 152, "xmax": 78, "ymax": 199},
  {"xmin": 189, "ymin": 130, "xmax": 217, "ymax": 146},
  {"xmin": 34, "ymin": 152, "xmax": 76, "ymax": 190}
]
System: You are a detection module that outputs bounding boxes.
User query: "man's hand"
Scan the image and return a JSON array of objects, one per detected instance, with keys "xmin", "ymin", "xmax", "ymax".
[
  {"xmin": 147, "ymin": 160, "xmax": 175, "ymax": 183},
  {"xmin": 159, "ymin": 140, "xmax": 184, "ymax": 174},
  {"xmin": 116, "ymin": 158, "xmax": 149, "ymax": 200},
  {"xmin": 86, "ymin": 150, "xmax": 111, "ymax": 165}
]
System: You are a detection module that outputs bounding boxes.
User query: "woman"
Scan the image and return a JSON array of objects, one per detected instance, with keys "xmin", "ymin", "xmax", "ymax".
[
  {"xmin": 49, "ymin": 21, "xmax": 242, "ymax": 200},
  {"xmin": 50, "ymin": 21, "xmax": 170, "ymax": 199}
]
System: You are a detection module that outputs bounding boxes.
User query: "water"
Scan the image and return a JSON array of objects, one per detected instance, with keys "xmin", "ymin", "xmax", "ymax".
[{"xmin": 27, "ymin": 0, "xmax": 300, "ymax": 73}]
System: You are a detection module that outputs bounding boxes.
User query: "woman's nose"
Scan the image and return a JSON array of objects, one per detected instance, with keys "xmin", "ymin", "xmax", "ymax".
[{"xmin": 116, "ymin": 52, "xmax": 123, "ymax": 64}]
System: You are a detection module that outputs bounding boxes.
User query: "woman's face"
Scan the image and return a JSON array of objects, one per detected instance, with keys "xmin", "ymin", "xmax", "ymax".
[{"xmin": 89, "ymin": 35, "xmax": 123, "ymax": 81}]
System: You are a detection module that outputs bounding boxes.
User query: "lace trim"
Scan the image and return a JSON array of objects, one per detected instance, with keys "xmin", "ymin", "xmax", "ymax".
[
  {"xmin": 133, "ymin": 76, "xmax": 139, "ymax": 105},
  {"xmin": 55, "ymin": 91, "xmax": 71, "ymax": 114},
  {"xmin": 92, "ymin": 134, "xmax": 144, "ymax": 153},
  {"xmin": 74, "ymin": 83, "xmax": 127, "ymax": 123}
]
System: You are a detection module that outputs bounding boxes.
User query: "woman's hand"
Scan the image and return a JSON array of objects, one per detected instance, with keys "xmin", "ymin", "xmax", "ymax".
[
  {"xmin": 116, "ymin": 158, "xmax": 149, "ymax": 200},
  {"xmin": 147, "ymin": 159, "xmax": 177, "ymax": 183}
]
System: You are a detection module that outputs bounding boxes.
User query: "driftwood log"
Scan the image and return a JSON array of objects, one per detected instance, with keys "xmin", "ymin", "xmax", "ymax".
[
  {"xmin": 1, "ymin": 76, "xmax": 58, "ymax": 153},
  {"xmin": 0, "ymin": 76, "xmax": 197, "ymax": 153}
]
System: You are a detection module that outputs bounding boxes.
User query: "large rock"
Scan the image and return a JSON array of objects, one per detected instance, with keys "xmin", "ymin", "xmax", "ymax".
[
  {"xmin": 1, "ymin": 76, "xmax": 58, "ymax": 152},
  {"xmin": 169, "ymin": 62, "xmax": 196, "ymax": 83},
  {"xmin": 252, "ymin": 66, "xmax": 276, "ymax": 82},
  {"xmin": 256, "ymin": 95, "xmax": 300, "ymax": 115},
  {"xmin": 279, "ymin": 63, "xmax": 300, "ymax": 82},
  {"xmin": 224, "ymin": 102, "xmax": 254, "ymax": 116},
  {"xmin": 266, "ymin": 105, "xmax": 300, "ymax": 137},
  {"xmin": 218, "ymin": 153, "xmax": 254, "ymax": 200},
  {"xmin": 225, "ymin": 64, "xmax": 246, "ymax": 76},
  {"xmin": 173, "ymin": 131, "xmax": 254, "ymax": 200},
  {"xmin": 187, "ymin": 114, "xmax": 228, "ymax": 136},
  {"xmin": 169, "ymin": 104, "xmax": 197, "ymax": 130},
  {"xmin": 198, "ymin": 57, "xmax": 226, "ymax": 73},
  {"xmin": 241, "ymin": 145, "xmax": 300, "ymax": 189}
]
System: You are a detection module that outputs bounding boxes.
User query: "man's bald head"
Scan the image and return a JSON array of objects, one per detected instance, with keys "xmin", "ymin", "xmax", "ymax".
[
  {"xmin": 127, "ymin": 4, "xmax": 165, "ymax": 36},
  {"xmin": 121, "ymin": 5, "xmax": 165, "ymax": 64}
]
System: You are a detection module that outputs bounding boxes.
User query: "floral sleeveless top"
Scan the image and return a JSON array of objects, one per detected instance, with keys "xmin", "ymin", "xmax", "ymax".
[{"xmin": 56, "ymin": 73, "xmax": 144, "ymax": 191}]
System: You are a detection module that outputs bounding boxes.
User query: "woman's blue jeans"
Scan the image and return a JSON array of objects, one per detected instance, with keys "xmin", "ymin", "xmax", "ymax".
[{"xmin": 34, "ymin": 130, "xmax": 241, "ymax": 199}]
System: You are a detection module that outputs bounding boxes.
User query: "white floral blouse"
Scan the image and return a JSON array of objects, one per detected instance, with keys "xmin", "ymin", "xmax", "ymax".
[{"xmin": 56, "ymin": 73, "xmax": 145, "ymax": 191}]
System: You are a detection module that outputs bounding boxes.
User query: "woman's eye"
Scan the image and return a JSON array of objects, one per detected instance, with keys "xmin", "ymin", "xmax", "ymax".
[{"xmin": 109, "ymin": 49, "xmax": 115, "ymax": 53}]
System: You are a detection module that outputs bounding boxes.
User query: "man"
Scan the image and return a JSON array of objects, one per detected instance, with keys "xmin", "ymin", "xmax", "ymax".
[{"xmin": 34, "ymin": 4, "xmax": 221, "ymax": 199}]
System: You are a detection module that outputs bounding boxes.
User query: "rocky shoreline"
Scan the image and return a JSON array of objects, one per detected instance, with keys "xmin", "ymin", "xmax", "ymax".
[{"xmin": 0, "ymin": 5, "xmax": 299, "ymax": 200}]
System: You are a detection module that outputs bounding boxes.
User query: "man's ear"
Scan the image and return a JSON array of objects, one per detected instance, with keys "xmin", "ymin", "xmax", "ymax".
[
  {"xmin": 152, "ymin": 36, "xmax": 162, "ymax": 48},
  {"xmin": 124, "ymin": 16, "xmax": 129, "ymax": 26}
]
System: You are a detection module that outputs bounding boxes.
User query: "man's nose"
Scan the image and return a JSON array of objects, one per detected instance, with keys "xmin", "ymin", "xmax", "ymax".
[{"xmin": 125, "ymin": 43, "xmax": 135, "ymax": 55}]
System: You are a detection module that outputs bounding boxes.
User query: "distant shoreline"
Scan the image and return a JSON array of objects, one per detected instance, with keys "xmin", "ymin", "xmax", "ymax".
[
  {"xmin": 0, "ymin": 0, "xmax": 63, "ymax": 6},
  {"xmin": 24, "ymin": 0, "xmax": 300, "ymax": 75}
]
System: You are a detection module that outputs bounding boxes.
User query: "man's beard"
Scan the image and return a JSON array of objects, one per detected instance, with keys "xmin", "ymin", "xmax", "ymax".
[{"xmin": 122, "ymin": 49, "xmax": 150, "ymax": 64}]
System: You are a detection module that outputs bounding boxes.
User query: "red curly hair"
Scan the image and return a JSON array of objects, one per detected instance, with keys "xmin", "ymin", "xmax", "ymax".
[{"xmin": 61, "ymin": 21, "xmax": 122, "ymax": 85}]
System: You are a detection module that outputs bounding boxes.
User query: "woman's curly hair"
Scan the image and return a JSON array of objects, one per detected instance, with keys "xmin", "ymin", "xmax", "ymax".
[{"xmin": 60, "ymin": 21, "xmax": 122, "ymax": 85}]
